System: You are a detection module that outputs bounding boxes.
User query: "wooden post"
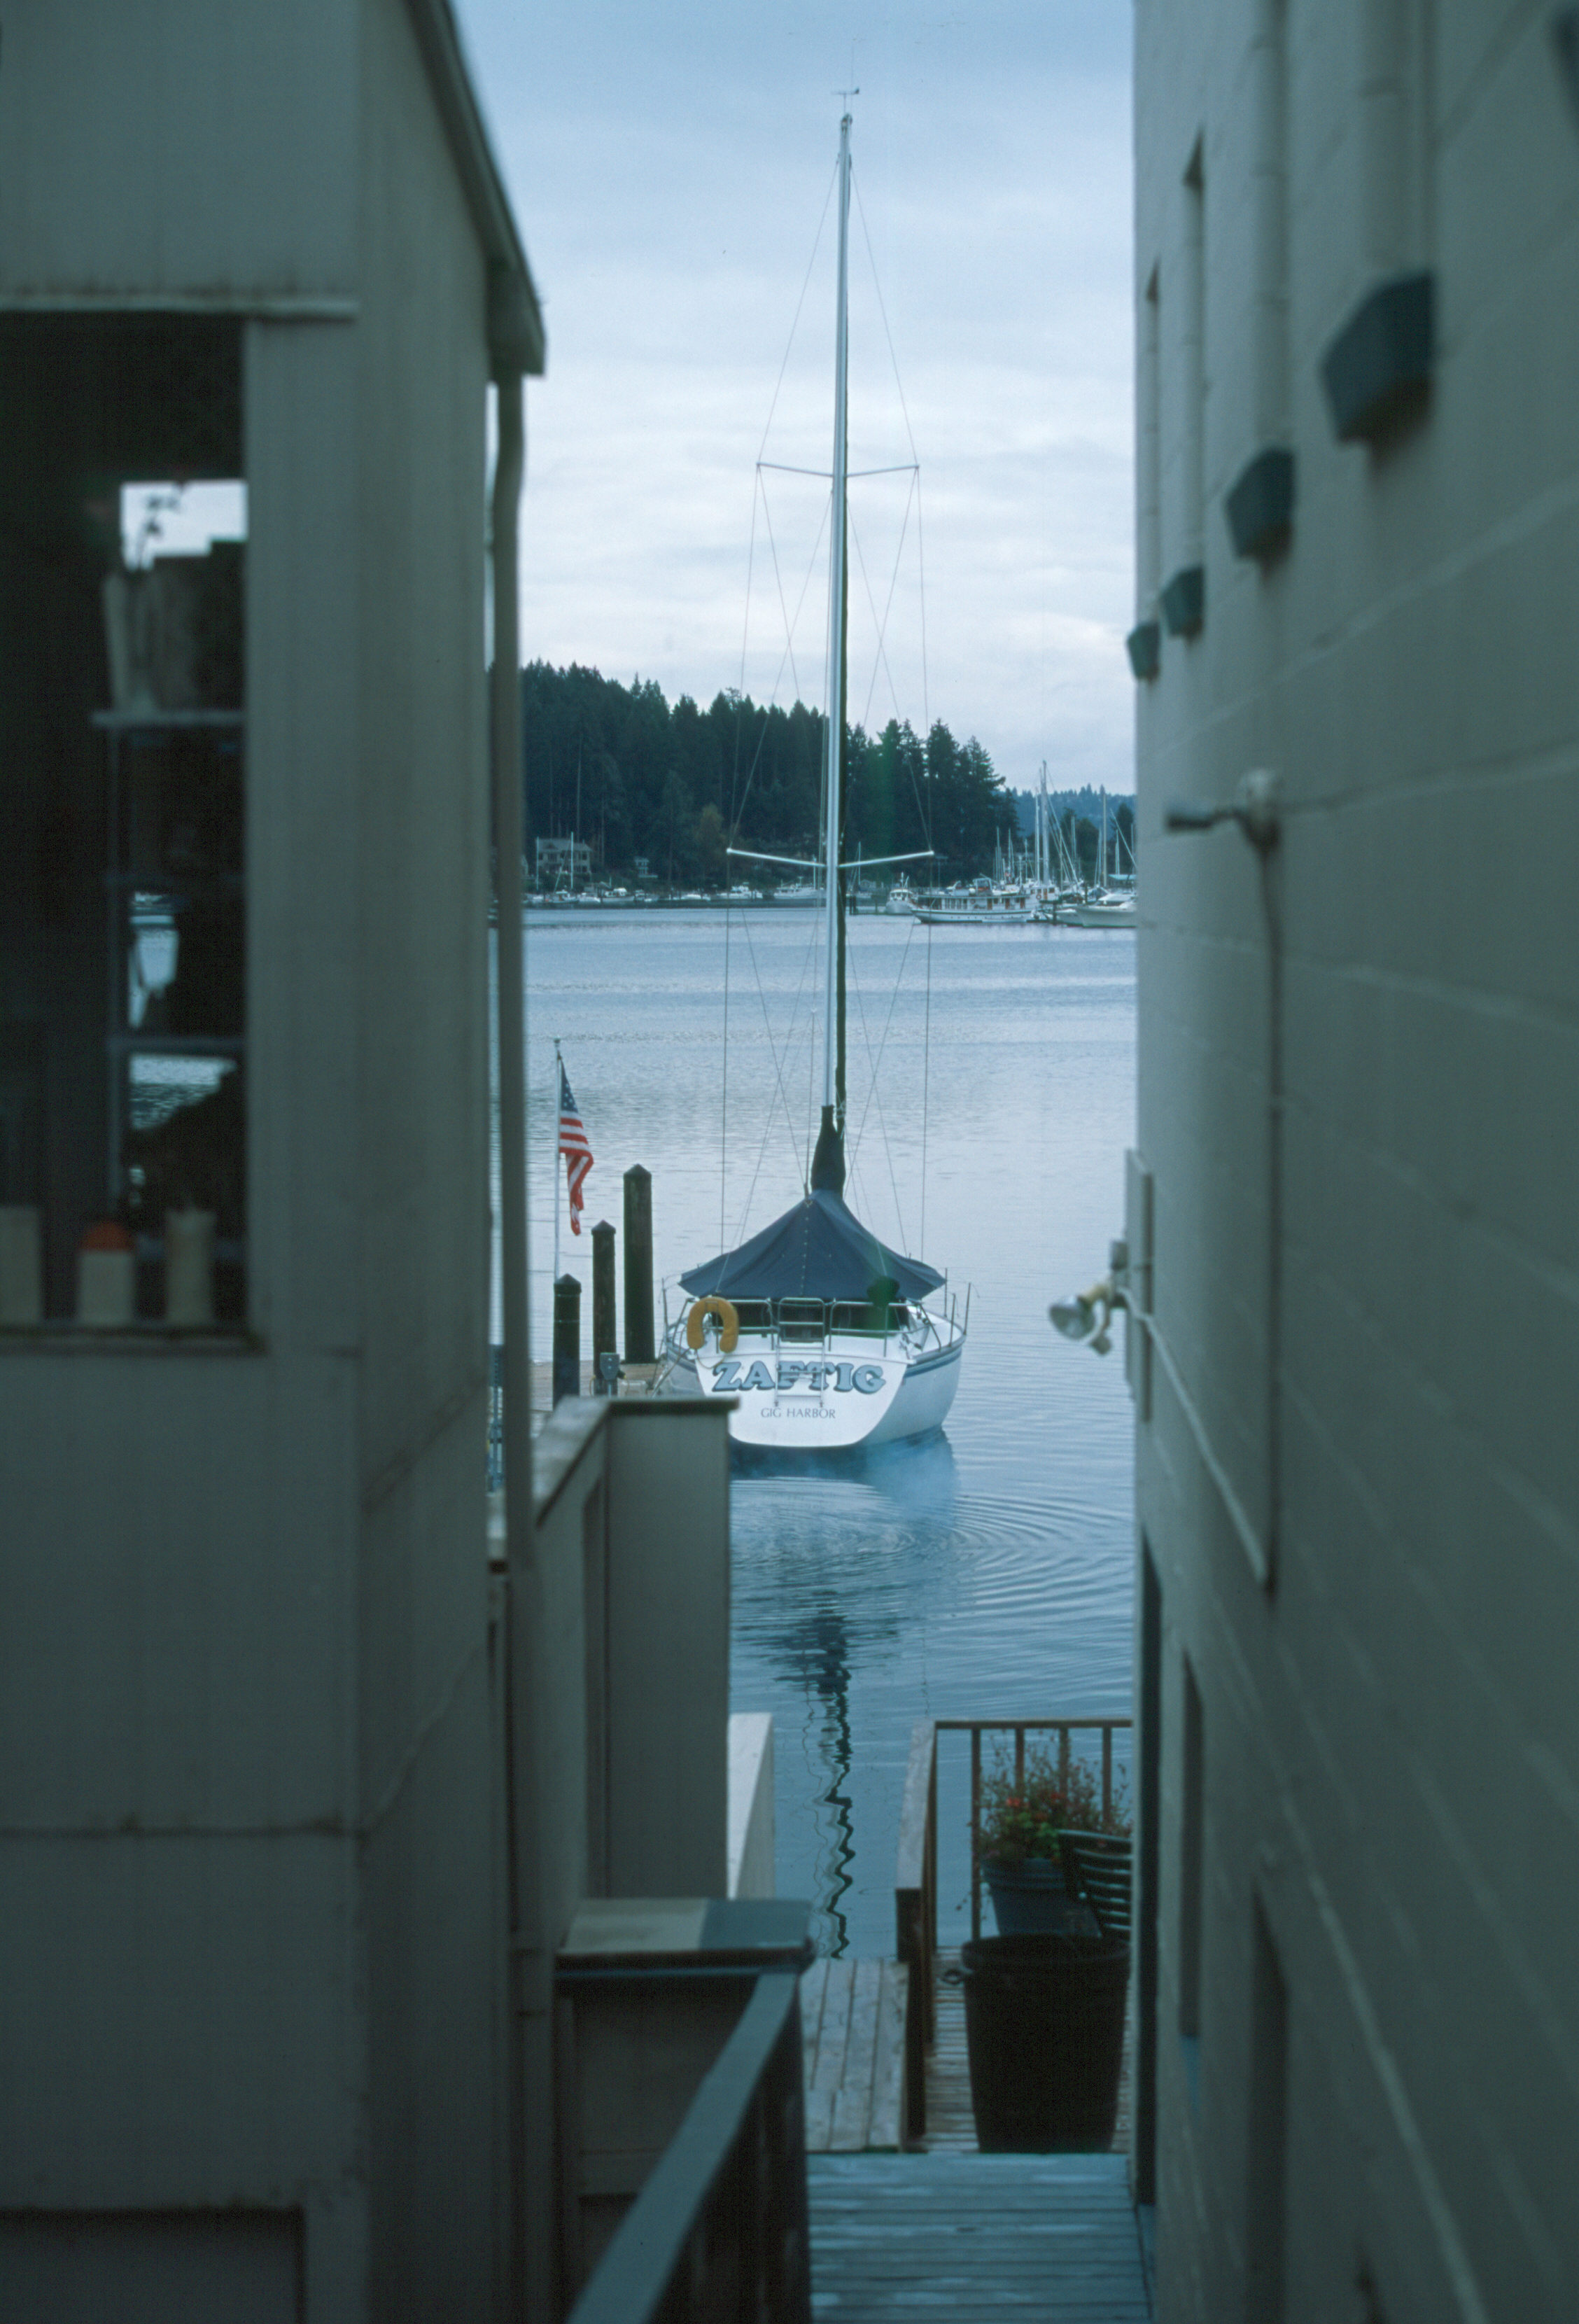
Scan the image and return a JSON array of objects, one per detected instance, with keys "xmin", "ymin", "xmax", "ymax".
[
  {"xmin": 553, "ymin": 1273, "xmax": 581, "ymax": 1404},
  {"xmin": 591, "ymin": 1219, "xmax": 617, "ymax": 1393},
  {"xmin": 624, "ymin": 1163, "xmax": 654, "ymax": 1362},
  {"xmin": 969, "ymin": 1727, "xmax": 983, "ymax": 1943}
]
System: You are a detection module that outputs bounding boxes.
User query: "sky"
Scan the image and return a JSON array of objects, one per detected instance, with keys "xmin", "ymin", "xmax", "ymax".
[{"xmin": 456, "ymin": 1, "xmax": 1135, "ymax": 797}]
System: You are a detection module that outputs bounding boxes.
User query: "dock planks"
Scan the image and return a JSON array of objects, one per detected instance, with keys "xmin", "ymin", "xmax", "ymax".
[
  {"xmin": 801, "ymin": 1958, "xmax": 908, "ymax": 2152},
  {"xmin": 802, "ymin": 1949, "xmax": 1130, "ymax": 2159},
  {"xmin": 807, "ymin": 2152, "xmax": 1152, "ymax": 2320}
]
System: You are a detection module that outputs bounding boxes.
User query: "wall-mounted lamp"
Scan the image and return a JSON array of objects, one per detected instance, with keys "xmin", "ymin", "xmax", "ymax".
[{"xmin": 1050, "ymin": 1240, "xmax": 1131, "ymax": 1358}]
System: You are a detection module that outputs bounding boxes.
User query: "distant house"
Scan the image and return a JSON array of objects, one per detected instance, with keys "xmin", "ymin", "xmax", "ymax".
[
  {"xmin": 1125, "ymin": 5, "xmax": 1579, "ymax": 2319},
  {"xmin": 537, "ymin": 834, "xmax": 594, "ymax": 887},
  {"xmin": 0, "ymin": 8, "xmax": 753, "ymax": 2322}
]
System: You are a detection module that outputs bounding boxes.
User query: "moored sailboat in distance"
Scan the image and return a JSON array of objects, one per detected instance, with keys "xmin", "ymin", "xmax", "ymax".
[{"xmin": 659, "ymin": 110, "xmax": 967, "ymax": 1452}]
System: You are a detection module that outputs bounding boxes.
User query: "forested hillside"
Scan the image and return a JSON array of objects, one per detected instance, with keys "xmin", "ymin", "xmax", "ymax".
[{"xmin": 519, "ymin": 662, "xmax": 1018, "ymax": 885}]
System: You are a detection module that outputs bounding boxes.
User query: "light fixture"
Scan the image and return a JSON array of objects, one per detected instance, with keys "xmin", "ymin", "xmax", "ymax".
[
  {"xmin": 1050, "ymin": 1279, "xmax": 1115, "ymax": 1356},
  {"xmin": 1051, "ymin": 1240, "xmax": 1132, "ymax": 1359}
]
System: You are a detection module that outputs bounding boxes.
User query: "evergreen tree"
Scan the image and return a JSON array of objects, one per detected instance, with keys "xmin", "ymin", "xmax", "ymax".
[{"xmin": 518, "ymin": 662, "xmax": 1016, "ymax": 884}]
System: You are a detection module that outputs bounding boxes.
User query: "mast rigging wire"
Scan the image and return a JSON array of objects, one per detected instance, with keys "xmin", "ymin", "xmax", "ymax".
[
  {"xmin": 920, "ymin": 919, "xmax": 932, "ymax": 1252},
  {"xmin": 720, "ymin": 904, "xmax": 731, "ymax": 1248},
  {"xmin": 848, "ymin": 475, "xmax": 920, "ymax": 734},
  {"xmin": 729, "ymin": 481, "xmax": 831, "ymax": 844},
  {"xmin": 844, "ymin": 919, "xmax": 915, "ymax": 1250},
  {"xmin": 730, "ymin": 907, "xmax": 823, "ymax": 1244},
  {"xmin": 757, "ymin": 162, "xmax": 839, "ymax": 466}
]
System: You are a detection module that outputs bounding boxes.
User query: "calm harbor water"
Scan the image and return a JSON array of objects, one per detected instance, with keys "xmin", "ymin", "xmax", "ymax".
[{"xmin": 517, "ymin": 905, "xmax": 1137, "ymax": 1957}]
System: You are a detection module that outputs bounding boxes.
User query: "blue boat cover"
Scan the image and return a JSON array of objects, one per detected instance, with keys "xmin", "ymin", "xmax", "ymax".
[{"xmin": 679, "ymin": 1188, "xmax": 943, "ymax": 1303}]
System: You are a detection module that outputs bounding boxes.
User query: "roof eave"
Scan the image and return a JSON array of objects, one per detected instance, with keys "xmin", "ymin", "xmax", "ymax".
[{"xmin": 404, "ymin": 0, "xmax": 546, "ymax": 377}]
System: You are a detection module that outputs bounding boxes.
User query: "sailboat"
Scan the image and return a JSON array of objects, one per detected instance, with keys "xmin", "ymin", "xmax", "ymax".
[
  {"xmin": 1065, "ymin": 788, "xmax": 1137, "ymax": 927},
  {"xmin": 658, "ymin": 112, "xmax": 967, "ymax": 1452}
]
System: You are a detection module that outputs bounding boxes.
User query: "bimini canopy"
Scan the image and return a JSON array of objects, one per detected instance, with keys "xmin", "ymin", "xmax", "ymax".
[{"xmin": 680, "ymin": 1189, "xmax": 943, "ymax": 1305}]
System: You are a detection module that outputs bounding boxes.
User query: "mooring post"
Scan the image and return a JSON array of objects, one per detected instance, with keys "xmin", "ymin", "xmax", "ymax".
[
  {"xmin": 552, "ymin": 1273, "xmax": 582, "ymax": 1404},
  {"xmin": 591, "ymin": 1221, "xmax": 617, "ymax": 1393},
  {"xmin": 623, "ymin": 1163, "xmax": 654, "ymax": 1363}
]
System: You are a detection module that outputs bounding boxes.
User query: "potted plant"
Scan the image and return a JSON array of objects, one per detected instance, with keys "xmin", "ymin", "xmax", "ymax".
[
  {"xmin": 976, "ymin": 1744, "xmax": 1130, "ymax": 1936},
  {"xmin": 962, "ymin": 1743, "xmax": 1135, "ymax": 2151}
]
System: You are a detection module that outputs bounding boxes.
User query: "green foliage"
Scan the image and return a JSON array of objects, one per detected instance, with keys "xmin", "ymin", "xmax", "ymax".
[
  {"xmin": 519, "ymin": 664, "xmax": 1016, "ymax": 884},
  {"xmin": 976, "ymin": 1740, "xmax": 1132, "ymax": 1865}
]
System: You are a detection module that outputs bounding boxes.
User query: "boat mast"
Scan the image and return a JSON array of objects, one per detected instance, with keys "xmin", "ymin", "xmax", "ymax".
[{"xmin": 812, "ymin": 108, "xmax": 853, "ymax": 1196}]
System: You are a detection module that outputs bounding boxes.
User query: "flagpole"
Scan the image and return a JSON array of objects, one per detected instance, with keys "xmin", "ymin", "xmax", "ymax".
[{"xmin": 552, "ymin": 1036, "xmax": 562, "ymax": 1286}]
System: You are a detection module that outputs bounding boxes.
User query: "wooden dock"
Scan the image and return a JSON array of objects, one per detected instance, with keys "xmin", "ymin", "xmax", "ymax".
[
  {"xmin": 802, "ymin": 1950, "xmax": 1131, "ymax": 2158},
  {"xmin": 807, "ymin": 2152, "xmax": 1152, "ymax": 2320},
  {"xmin": 801, "ymin": 1957, "xmax": 909, "ymax": 2152}
]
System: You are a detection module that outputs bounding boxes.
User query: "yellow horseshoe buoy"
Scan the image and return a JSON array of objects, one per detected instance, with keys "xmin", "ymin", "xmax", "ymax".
[{"xmin": 687, "ymin": 1294, "xmax": 739, "ymax": 1354}]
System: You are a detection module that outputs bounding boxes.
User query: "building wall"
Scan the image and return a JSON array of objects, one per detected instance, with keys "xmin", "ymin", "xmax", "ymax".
[
  {"xmin": 0, "ymin": 3, "xmax": 502, "ymax": 2317},
  {"xmin": 0, "ymin": 0, "xmax": 358, "ymax": 304},
  {"xmin": 351, "ymin": 6, "xmax": 497, "ymax": 2312},
  {"xmin": 1132, "ymin": 5, "xmax": 1579, "ymax": 2320}
]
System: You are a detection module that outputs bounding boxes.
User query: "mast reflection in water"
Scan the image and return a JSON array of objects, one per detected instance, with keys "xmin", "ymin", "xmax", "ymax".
[{"xmin": 764, "ymin": 1609, "xmax": 866, "ymax": 1958}]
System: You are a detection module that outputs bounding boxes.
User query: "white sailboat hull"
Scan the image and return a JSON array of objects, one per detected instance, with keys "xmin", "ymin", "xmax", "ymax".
[
  {"xmin": 661, "ymin": 1317, "xmax": 964, "ymax": 1451},
  {"xmin": 1064, "ymin": 898, "xmax": 1136, "ymax": 928}
]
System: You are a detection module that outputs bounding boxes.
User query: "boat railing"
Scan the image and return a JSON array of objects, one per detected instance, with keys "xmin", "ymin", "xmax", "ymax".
[
  {"xmin": 565, "ymin": 1968, "xmax": 811, "ymax": 2324},
  {"xmin": 661, "ymin": 1284, "xmax": 967, "ymax": 1357},
  {"xmin": 893, "ymin": 1713, "xmax": 1132, "ymax": 2137}
]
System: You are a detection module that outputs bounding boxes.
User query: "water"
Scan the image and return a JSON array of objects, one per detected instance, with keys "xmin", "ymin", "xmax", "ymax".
[{"xmin": 519, "ymin": 905, "xmax": 1136, "ymax": 1956}]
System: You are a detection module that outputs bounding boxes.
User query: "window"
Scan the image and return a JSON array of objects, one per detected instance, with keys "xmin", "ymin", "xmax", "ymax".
[{"xmin": 0, "ymin": 314, "xmax": 246, "ymax": 1329}]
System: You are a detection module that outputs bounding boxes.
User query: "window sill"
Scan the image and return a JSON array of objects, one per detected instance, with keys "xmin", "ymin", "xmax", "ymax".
[{"xmin": 0, "ymin": 1324, "xmax": 260, "ymax": 1354}]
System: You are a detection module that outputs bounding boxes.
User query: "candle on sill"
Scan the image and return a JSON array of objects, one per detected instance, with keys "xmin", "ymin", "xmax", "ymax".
[
  {"xmin": 164, "ymin": 1208, "xmax": 216, "ymax": 1328},
  {"xmin": 78, "ymin": 1220, "xmax": 135, "ymax": 1328},
  {"xmin": 0, "ymin": 1205, "xmax": 43, "ymax": 1324}
]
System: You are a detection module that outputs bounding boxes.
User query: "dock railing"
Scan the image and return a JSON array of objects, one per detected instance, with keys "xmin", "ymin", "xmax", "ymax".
[
  {"xmin": 894, "ymin": 1715, "xmax": 1132, "ymax": 2138},
  {"xmin": 566, "ymin": 1968, "xmax": 811, "ymax": 2324}
]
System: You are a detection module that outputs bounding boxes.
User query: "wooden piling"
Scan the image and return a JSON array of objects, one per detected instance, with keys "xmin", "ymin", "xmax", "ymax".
[
  {"xmin": 623, "ymin": 1164, "xmax": 654, "ymax": 1362},
  {"xmin": 552, "ymin": 1273, "xmax": 582, "ymax": 1404},
  {"xmin": 591, "ymin": 1220, "xmax": 617, "ymax": 1392}
]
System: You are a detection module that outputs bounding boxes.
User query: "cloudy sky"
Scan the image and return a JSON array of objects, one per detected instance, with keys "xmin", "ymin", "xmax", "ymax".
[{"xmin": 456, "ymin": 1, "xmax": 1135, "ymax": 796}]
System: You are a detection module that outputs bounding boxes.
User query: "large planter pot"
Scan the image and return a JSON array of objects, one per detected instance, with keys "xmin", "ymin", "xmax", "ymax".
[
  {"xmin": 960, "ymin": 1932, "xmax": 1130, "ymax": 2152},
  {"xmin": 982, "ymin": 1855, "xmax": 1080, "ymax": 1936}
]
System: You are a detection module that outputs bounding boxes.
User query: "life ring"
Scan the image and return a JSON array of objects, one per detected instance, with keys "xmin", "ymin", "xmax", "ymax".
[{"xmin": 686, "ymin": 1294, "xmax": 739, "ymax": 1353}]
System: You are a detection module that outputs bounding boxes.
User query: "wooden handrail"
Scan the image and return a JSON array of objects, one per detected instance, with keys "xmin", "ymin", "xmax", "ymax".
[
  {"xmin": 894, "ymin": 1719, "xmax": 938, "ymax": 2138},
  {"xmin": 566, "ymin": 1969, "xmax": 811, "ymax": 2324}
]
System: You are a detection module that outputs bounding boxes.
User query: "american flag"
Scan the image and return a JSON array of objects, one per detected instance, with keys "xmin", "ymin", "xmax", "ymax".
[{"xmin": 558, "ymin": 1062, "xmax": 593, "ymax": 1236}]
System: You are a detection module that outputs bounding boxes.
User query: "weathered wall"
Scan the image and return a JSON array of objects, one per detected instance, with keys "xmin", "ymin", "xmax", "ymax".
[
  {"xmin": 1132, "ymin": 4, "xmax": 1579, "ymax": 2320},
  {"xmin": 352, "ymin": 3, "xmax": 496, "ymax": 2312},
  {"xmin": 0, "ymin": 2, "xmax": 501, "ymax": 2317},
  {"xmin": 0, "ymin": 0, "xmax": 358, "ymax": 303}
]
